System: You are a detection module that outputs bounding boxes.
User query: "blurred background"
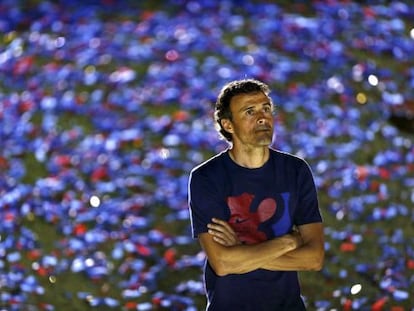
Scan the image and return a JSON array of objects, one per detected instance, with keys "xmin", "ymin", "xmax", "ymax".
[{"xmin": 1, "ymin": 0, "xmax": 413, "ymax": 310}]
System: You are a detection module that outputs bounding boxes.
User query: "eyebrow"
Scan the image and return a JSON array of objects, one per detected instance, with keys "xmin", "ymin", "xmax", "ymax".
[{"xmin": 239, "ymin": 101, "xmax": 272, "ymax": 112}]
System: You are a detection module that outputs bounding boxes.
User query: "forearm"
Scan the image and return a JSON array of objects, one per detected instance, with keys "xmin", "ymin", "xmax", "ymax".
[
  {"xmin": 204, "ymin": 218, "xmax": 324, "ymax": 274},
  {"xmin": 201, "ymin": 233, "xmax": 299, "ymax": 276},
  {"xmin": 261, "ymin": 240, "xmax": 325, "ymax": 271}
]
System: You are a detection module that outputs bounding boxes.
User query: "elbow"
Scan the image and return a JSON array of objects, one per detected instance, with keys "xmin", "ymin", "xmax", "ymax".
[
  {"xmin": 214, "ymin": 264, "xmax": 229, "ymax": 277},
  {"xmin": 310, "ymin": 260, "xmax": 323, "ymax": 271},
  {"xmin": 310, "ymin": 248, "xmax": 325, "ymax": 271},
  {"xmin": 208, "ymin": 250, "xmax": 237, "ymax": 276},
  {"xmin": 209, "ymin": 258, "xmax": 230, "ymax": 276}
]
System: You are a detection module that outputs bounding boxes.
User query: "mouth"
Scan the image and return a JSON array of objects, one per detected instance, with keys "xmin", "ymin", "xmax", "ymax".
[{"xmin": 255, "ymin": 126, "xmax": 272, "ymax": 132}]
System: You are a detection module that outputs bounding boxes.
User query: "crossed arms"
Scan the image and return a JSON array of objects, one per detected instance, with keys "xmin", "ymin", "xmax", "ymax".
[{"xmin": 198, "ymin": 218, "xmax": 324, "ymax": 276}]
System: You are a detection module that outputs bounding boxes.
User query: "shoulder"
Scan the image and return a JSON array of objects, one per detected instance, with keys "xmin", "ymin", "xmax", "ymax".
[
  {"xmin": 189, "ymin": 151, "xmax": 228, "ymax": 191},
  {"xmin": 269, "ymin": 148, "xmax": 308, "ymax": 166},
  {"xmin": 269, "ymin": 148, "xmax": 314, "ymax": 177},
  {"xmin": 190, "ymin": 150, "xmax": 228, "ymax": 177}
]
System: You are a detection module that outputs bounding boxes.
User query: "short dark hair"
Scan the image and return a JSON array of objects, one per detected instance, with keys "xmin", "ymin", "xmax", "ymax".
[{"xmin": 214, "ymin": 79, "xmax": 271, "ymax": 141}]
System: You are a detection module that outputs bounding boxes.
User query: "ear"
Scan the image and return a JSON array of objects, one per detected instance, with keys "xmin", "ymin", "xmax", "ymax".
[{"xmin": 220, "ymin": 118, "xmax": 234, "ymax": 133}]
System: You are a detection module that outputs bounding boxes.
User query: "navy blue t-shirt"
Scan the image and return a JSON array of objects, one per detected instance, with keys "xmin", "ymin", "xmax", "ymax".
[{"xmin": 188, "ymin": 148, "xmax": 322, "ymax": 311}]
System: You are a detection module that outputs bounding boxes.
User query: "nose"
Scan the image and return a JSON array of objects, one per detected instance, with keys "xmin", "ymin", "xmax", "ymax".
[{"xmin": 256, "ymin": 108, "xmax": 272, "ymax": 124}]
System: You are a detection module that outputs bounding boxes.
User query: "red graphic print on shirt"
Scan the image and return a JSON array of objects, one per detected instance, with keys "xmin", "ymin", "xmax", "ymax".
[{"xmin": 227, "ymin": 192, "xmax": 276, "ymax": 244}]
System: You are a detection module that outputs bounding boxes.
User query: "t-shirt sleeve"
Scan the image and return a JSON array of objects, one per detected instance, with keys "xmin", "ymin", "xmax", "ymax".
[
  {"xmin": 294, "ymin": 160, "xmax": 323, "ymax": 225},
  {"xmin": 188, "ymin": 167, "xmax": 228, "ymax": 239}
]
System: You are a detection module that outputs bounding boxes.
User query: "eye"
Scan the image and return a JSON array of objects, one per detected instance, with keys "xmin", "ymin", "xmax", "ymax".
[{"xmin": 245, "ymin": 109, "xmax": 255, "ymax": 116}]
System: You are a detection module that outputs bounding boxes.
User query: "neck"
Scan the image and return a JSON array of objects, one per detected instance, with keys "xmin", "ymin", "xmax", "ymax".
[{"xmin": 228, "ymin": 145, "xmax": 270, "ymax": 168}]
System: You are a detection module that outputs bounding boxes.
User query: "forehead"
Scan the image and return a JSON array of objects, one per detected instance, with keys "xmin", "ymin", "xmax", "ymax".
[{"xmin": 230, "ymin": 92, "xmax": 271, "ymax": 110}]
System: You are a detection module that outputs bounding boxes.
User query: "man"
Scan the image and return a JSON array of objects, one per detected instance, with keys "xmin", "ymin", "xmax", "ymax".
[{"xmin": 188, "ymin": 79, "xmax": 324, "ymax": 310}]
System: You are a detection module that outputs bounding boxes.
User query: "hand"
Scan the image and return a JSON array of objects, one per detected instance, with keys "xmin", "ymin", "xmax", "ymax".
[{"xmin": 207, "ymin": 218, "xmax": 241, "ymax": 246}]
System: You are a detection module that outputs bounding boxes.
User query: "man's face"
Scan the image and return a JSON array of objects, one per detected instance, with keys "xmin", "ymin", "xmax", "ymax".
[{"xmin": 222, "ymin": 92, "xmax": 274, "ymax": 148}]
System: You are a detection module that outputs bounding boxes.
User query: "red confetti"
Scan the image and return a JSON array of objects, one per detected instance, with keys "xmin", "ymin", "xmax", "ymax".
[
  {"xmin": 136, "ymin": 244, "xmax": 151, "ymax": 256},
  {"xmin": 340, "ymin": 242, "xmax": 356, "ymax": 252},
  {"xmin": 343, "ymin": 298, "xmax": 352, "ymax": 311},
  {"xmin": 164, "ymin": 248, "xmax": 176, "ymax": 266},
  {"xmin": 372, "ymin": 297, "xmax": 388, "ymax": 311},
  {"xmin": 124, "ymin": 301, "xmax": 137, "ymax": 309}
]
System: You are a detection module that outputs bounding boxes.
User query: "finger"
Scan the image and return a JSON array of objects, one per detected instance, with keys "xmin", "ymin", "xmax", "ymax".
[
  {"xmin": 208, "ymin": 218, "xmax": 241, "ymax": 246},
  {"xmin": 208, "ymin": 228, "xmax": 231, "ymax": 241},
  {"xmin": 208, "ymin": 223, "xmax": 236, "ymax": 242},
  {"xmin": 212, "ymin": 218, "xmax": 234, "ymax": 231},
  {"xmin": 208, "ymin": 226, "xmax": 238, "ymax": 245},
  {"xmin": 210, "ymin": 231, "xmax": 240, "ymax": 246},
  {"xmin": 211, "ymin": 231, "xmax": 239, "ymax": 246},
  {"xmin": 208, "ymin": 224, "xmax": 237, "ymax": 244},
  {"xmin": 211, "ymin": 219, "xmax": 237, "ymax": 237},
  {"xmin": 207, "ymin": 223, "xmax": 226, "ymax": 233},
  {"xmin": 212, "ymin": 235, "xmax": 230, "ymax": 246}
]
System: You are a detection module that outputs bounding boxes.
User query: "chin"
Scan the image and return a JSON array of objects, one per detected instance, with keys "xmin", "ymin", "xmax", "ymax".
[
  {"xmin": 257, "ymin": 139, "xmax": 272, "ymax": 146},
  {"xmin": 257, "ymin": 135, "xmax": 273, "ymax": 144}
]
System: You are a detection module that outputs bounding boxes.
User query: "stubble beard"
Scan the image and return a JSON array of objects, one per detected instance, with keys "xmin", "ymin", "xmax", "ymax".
[{"xmin": 255, "ymin": 129, "xmax": 273, "ymax": 146}]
